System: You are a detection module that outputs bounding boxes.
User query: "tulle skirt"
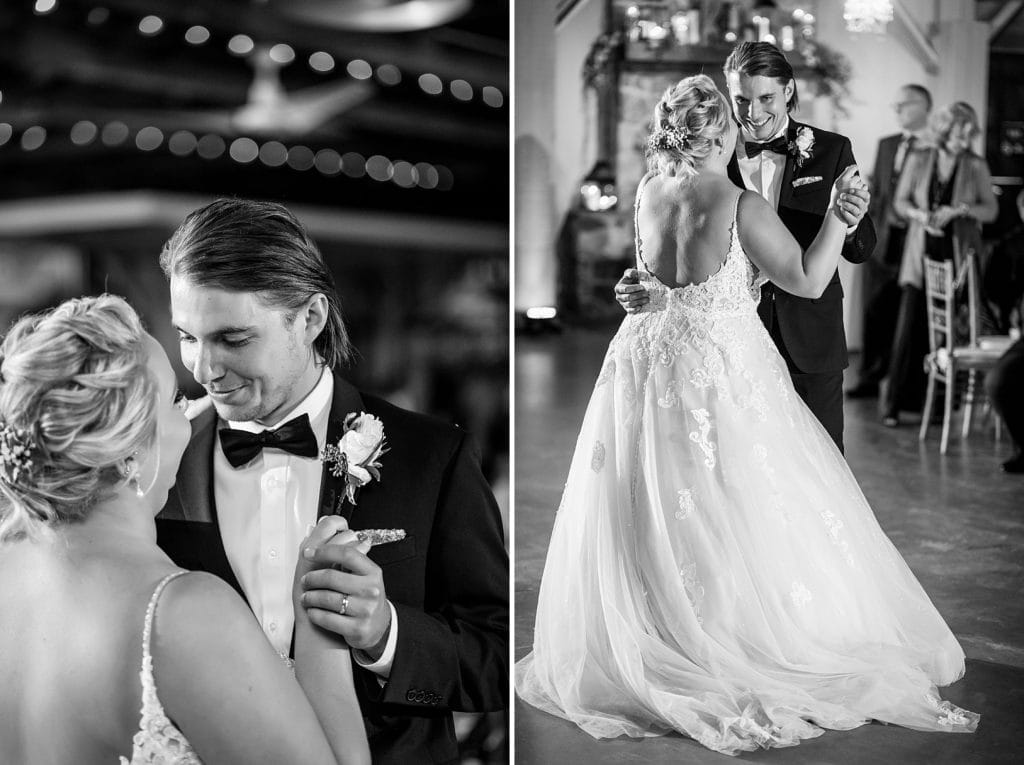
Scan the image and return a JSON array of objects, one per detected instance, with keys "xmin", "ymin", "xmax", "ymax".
[{"xmin": 516, "ymin": 303, "xmax": 978, "ymax": 756}]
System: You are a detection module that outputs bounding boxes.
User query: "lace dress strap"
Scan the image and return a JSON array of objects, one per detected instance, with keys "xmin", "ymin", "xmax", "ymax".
[
  {"xmin": 633, "ymin": 173, "xmax": 655, "ymax": 272},
  {"xmin": 120, "ymin": 570, "xmax": 203, "ymax": 765}
]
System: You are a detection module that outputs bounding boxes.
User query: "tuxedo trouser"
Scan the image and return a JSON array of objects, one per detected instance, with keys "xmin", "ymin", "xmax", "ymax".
[
  {"xmin": 857, "ymin": 227, "xmax": 906, "ymax": 385},
  {"xmin": 766, "ymin": 308, "xmax": 846, "ymax": 453},
  {"xmin": 790, "ymin": 370, "xmax": 845, "ymax": 454},
  {"xmin": 881, "ymin": 284, "xmax": 928, "ymax": 419},
  {"xmin": 986, "ymin": 338, "xmax": 1024, "ymax": 453}
]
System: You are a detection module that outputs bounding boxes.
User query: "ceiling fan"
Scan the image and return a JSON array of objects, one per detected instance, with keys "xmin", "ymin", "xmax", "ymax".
[
  {"xmin": 225, "ymin": 44, "xmax": 375, "ymax": 137},
  {"xmin": 272, "ymin": 0, "xmax": 473, "ymax": 32}
]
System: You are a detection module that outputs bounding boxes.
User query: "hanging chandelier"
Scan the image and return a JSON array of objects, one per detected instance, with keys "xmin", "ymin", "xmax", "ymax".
[{"xmin": 843, "ymin": 0, "xmax": 894, "ymax": 34}]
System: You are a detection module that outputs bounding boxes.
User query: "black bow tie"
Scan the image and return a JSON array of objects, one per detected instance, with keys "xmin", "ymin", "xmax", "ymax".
[
  {"xmin": 745, "ymin": 136, "xmax": 789, "ymax": 158},
  {"xmin": 219, "ymin": 413, "xmax": 319, "ymax": 468}
]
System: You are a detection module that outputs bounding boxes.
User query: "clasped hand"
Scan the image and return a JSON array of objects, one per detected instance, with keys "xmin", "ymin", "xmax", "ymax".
[
  {"xmin": 830, "ymin": 165, "xmax": 869, "ymax": 227},
  {"xmin": 294, "ymin": 516, "xmax": 392, "ymax": 659}
]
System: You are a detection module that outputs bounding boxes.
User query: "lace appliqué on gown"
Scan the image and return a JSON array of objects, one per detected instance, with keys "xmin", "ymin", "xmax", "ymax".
[
  {"xmin": 120, "ymin": 572, "xmax": 203, "ymax": 765},
  {"xmin": 516, "ymin": 180, "xmax": 979, "ymax": 756}
]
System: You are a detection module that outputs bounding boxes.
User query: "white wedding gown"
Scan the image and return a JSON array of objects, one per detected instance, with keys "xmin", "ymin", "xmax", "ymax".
[
  {"xmin": 121, "ymin": 571, "xmax": 203, "ymax": 765},
  {"xmin": 515, "ymin": 190, "xmax": 979, "ymax": 756}
]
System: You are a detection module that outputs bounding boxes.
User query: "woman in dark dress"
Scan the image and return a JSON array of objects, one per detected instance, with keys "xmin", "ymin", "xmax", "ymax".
[{"xmin": 881, "ymin": 102, "xmax": 998, "ymax": 427}]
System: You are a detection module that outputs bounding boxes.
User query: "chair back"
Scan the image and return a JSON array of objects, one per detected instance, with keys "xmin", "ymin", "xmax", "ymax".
[{"xmin": 923, "ymin": 257, "xmax": 956, "ymax": 359}]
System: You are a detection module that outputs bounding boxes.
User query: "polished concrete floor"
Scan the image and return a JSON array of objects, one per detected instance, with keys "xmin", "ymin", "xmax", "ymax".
[{"xmin": 514, "ymin": 326, "xmax": 1024, "ymax": 765}]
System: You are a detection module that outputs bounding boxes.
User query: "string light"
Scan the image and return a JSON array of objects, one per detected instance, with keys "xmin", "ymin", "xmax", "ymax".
[
  {"xmin": 287, "ymin": 145, "xmax": 315, "ymax": 171},
  {"xmin": 196, "ymin": 134, "xmax": 226, "ymax": 159},
  {"xmin": 101, "ymin": 121, "xmax": 129, "ymax": 146},
  {"xmin": 482, "ymin": 86, "xmax": 503, "ymax": 108},
  {"xmin": 35, "ymin": 7, "xmax": 505, "ymax": 112},
  {"xmin": 269, "ymin": 44, "xmax": 295, "ymax": 65},
  {"xmin": 342, "ymin": 152, "xmax": 366, "ymax": 178},
  {"xmin": 314, "ymin": 148, "xmax": 342, "ymax": 175},
  {"xmin": 87, "ymin": 7, "xmax": 108, "ymax": 25},
  {"xmin": 415, "ymin": 162, "xmax": 438, "ymax": 190},
  {"xmin": 418, "ymin": 74, "xmax": 443, "ymax": 95},
  {"xmin": 436, "ymin": 165, "xmax": 454, "ymax": 191},
  {"xmin": 135, "ymin": 126, "xmax": 164, "ymax": 151},
  {"xmin": 259, "ymin": 140, "xmax": 288, "ymax": 167},
  {"xmin": 185, "ymin": 26, "xmax": 210, "ymax": 45},
  {"xmin": 392, "ymin": 161, "xmax": 416, "ymax": 188},
  {"xmin": 168, "ymin": 130, "xmax": 198, "ymax": 156},
  {"xmin": 0, "ymin": 124, "xmax": 13, "ymax": 147},
  {"xmin": 229, "ymin": 137, "xmax": 259, "ymax": 163},
  {"xmin": 70, "ymin": 120, "xmax": 98, "ymax": 145},
  {"xmin": 450, "ymin": 79, "xmax": 473, "ymax": 101},
  {"xmin": 346, "ymin": 60, "xmax": 373, "ymax": 80},
  {"xmin": 309, "ymin": 51, "xmax": 335, "ymax": 73},
  {"xmin": 138, "ymin": 15, "xmax": 163, "ymax": 36},
  {"xmin": 227, "ymin": 34, "xmax": 254, "ymax": 56},
  {"xmin": 376, "ymin": 65, "xmax": 401, "ymax": 86},
  {"xmin": 21, "ymin": 127, "xmax": 47, "ymax": 151},
  {"xmin": 366, "ymin": 155, "xmax": 394, "ymax": 182}
]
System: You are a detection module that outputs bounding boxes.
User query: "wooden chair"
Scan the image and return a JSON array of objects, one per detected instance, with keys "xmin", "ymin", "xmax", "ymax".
[{"xmin": 919, "ymin": 253, "xmax": 1011, "ymax": 453}]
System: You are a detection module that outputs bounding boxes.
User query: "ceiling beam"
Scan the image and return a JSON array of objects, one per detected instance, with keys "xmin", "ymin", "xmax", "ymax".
[
  {"xmin": 892, "ymin": 0, "xmax": 940, "ymax": 75},
  {"xmin": 988, "ymin": 0, "xmax": 1024, "ymax": 40},
  {"xmin": 0, "ymin": 191, "xmax": 506, "ymax": 253}
]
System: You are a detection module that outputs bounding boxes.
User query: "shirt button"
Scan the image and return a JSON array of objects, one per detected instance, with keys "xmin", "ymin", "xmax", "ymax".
[
  {"xmin": 269, "ymin": 621, "xmax": 278, "ymax": 632},
  {"xmin": 268, "ymin": 548, "xmax": 278, "ymax": 559}
]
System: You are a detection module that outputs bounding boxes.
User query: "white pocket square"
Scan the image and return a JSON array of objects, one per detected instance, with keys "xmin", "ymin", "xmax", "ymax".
[{"xmin": 792, "ymin": 176, "xmax": 823, "ymax": 187}]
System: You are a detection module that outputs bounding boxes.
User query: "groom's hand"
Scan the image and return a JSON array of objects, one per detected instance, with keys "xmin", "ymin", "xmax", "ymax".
[
  {"xmin": 614, "ymin": 268, "xmax": 649, "ymax": 314},
  {"xmin": 300, "ymin": 542, "xmax": 391, "ymax": 658}
]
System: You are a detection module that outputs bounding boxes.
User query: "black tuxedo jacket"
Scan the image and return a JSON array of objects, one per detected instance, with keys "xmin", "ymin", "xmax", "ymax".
[
  {"xmin": 729, "ymin": 119, "xmax": 876, "ymax": 374},
  {"xmin": 156, "ymin": 373, "xmax": 509, "ymax": 764},
  {"xmin": 869, "ymin": 132, "xmax": 907, "ymax": 266}
]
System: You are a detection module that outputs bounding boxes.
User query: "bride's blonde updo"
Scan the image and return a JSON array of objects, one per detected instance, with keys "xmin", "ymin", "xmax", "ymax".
[
  {"xmin": 646, "ymin": 74, "xmax": 731, "ymax": 179},
  {"xmin": 0, "ymin": 295, "xmax": 158, "ymax": 542}
]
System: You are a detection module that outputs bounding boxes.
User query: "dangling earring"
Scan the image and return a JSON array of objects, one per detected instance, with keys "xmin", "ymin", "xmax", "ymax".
[
  {"xmin": 140, "ymin": 440, "xmax": 161, "ymax": 497},
  {"xmin": 123, "ymin": 455, "xmax": 144, "ymax": 498}
]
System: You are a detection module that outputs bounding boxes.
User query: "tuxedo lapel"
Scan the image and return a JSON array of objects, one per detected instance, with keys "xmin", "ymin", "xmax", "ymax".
[
  {"xmin": 177, "ymin": 406, "xmax": 217, "ymax": 522},
  {"xmin": 166, "ymin": 402, "xmax": 246, "ymax": 601},
  {"xmin": 777, "ymin": 121, "xmax": 799, "ymax": 210},
  {"xmin": 317, "ymin": 372, "xmax": 366, "ymax": 522},
  {"xmin": 727, "ymin": 153, "xmax": 743, "ymax": 188}
]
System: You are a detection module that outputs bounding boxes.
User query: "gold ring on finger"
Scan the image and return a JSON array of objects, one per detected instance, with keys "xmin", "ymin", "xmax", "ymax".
[{"xmin": 339, "ymin": 594, "xmax": 350, "ymax": 616}]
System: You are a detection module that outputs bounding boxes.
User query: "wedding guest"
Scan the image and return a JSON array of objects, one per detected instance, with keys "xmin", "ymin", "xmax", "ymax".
[
  {"xmin": 883, "ymin": 102, "xmax": 998, "ymax": 427},
  {"xmin": 848, "ymin": 84, "xmax": 932, "ymax": 398},
  {"xmin": 0, "ymin": 295, "xmax": 370, "ymax": 764},
  {"xmin": 614, "ymin": 41, "xmax": 875, "ymax": 450},
  {"xmin": 987, "ymin": 337, "xmax": 1024, "ymax": 473}
]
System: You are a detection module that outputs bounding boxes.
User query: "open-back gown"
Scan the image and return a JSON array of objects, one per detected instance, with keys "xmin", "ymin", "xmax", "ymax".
[{"xmin": 515, "ymin": 185, "xmax": 978, "ymax": 756}]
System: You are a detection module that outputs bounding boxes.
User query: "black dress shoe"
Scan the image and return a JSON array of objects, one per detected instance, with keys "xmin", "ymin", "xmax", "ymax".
[
  {"xmin": 846, "ymin": 383, "xmax": 879, "ymax": 399},
  {"xmin": 1002, "ymin": 455, "xmax": 1024, "ymax": 474}
]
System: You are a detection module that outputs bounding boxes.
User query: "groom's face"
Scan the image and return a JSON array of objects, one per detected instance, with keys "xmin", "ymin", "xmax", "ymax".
[
  {"xmin": 170, "ymin": 276, "xmax": 318, "ymax": 425},
  {"xmin": 726, "ymin": 71, "xmax": 793, "ymax": 142}
]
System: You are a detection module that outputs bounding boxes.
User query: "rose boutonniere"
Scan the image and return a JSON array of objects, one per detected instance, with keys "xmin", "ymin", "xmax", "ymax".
[
  {"xmin": 788, "ymin": 126, "xmax": 814, "ymax": 169},
  {"xmin": 322, "ymin": 412, "xmax": 388, "ymax": 505}
]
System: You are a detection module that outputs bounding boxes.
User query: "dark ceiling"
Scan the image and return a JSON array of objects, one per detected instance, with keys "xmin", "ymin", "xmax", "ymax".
[{"xmin": 0, "ymin": 0, "xmax": 509, "ymax": 224}]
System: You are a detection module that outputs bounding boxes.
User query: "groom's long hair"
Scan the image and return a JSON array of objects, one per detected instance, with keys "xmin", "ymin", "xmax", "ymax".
[
  {"xmin": 159, "ymin": 199, "xmax": 352, "ymax": 369},
  {"xmin": 723, "ymin": 42, "xmax": 799, "ymax": 113}
]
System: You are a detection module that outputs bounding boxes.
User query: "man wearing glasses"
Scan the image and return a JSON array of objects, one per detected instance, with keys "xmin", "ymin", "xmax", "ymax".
[{"xmin": 847, "ymin": 84, "xmax": 932, "ymax": 399}]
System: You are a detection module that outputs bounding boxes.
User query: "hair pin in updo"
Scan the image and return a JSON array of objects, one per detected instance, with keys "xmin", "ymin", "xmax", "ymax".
[
  {"xmin": 647, "ymin": 125, "xmax": 690, "ymax": 153},
  {"xmin": 0, "ymin": 422, "xmax": 35, "ymax": 485}
]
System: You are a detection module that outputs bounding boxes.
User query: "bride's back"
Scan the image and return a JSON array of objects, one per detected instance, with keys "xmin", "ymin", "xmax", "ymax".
[
  {"xmin": 636, "ymin": 173, "xmax": 739, "ymax": 289},
  {"xmin": 0, "ymin": 544, "xmax": 173, "ymax": 764}
]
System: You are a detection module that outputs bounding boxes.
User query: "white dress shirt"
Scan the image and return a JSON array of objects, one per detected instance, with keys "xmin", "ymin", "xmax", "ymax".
[
  {"xmin": 736, "ymin": 116, "xmax": 790, "ymax": 209},
  {"xmin": 214, "ymin": 367, "xmax": 397, "ymax": 679}
]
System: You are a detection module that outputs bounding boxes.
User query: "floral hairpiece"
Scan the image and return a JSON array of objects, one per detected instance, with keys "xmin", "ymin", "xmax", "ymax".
[
  {"xmin": 0, "ymin": 422, "xmax": 35, "ymax": 485},
  {"xmin": 647, "ymin": 125, "xmax": 691, "ymax": 153}
]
